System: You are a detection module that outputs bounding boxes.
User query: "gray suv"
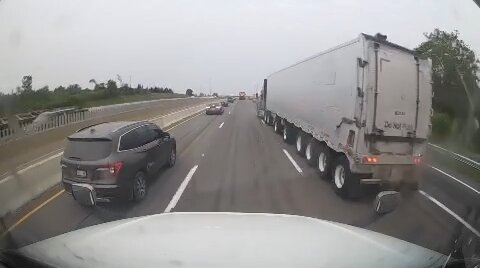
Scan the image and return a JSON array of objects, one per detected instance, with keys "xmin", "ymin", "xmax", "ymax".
[{"xmin": 61, "ymin": 121, "xmax": 176, "ymax": 205}]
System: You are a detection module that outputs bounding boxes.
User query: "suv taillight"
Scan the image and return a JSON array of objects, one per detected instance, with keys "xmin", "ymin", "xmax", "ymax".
[{"xmin": 108, "ymin": 161, "xmax": 123, "ymax": 175}]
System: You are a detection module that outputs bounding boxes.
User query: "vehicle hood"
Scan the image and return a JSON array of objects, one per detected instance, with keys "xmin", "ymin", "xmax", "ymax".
[{"xmin": 20, "ymin": 212, "xmax": 446, "ymax": 268}]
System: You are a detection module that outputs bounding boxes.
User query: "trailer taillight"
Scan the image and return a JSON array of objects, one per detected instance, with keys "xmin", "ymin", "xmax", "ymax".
[{"xmin": 362, "ymin": 156, "xmax": 378, "ymax": 164}]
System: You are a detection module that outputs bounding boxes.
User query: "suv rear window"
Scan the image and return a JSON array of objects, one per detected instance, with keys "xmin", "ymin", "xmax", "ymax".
[{"xmin": 64, "ymin": 138, "xmax": 112, "ymax": 161}]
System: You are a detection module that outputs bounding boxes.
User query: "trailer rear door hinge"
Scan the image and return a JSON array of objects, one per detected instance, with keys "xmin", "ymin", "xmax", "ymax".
[
  {"xmin": 371, "ymin": 127, "xmax": 384, "ymax": 135},
  {"xmin": 336, "ymin": 117, "xmax": 356, "ymax": 128}
]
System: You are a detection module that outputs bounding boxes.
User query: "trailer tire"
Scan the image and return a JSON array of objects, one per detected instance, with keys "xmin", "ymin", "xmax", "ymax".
[
  {"xmin": 296, "ymin": 132, "xmax": 306, "ymax": 156},
  {"xmin": 331, "ymin": 156, "xmax": 362, "ymax": 199},
  {"xmin": 305, "ymin": 139, "xmax": 319, "ymax": 166},
  {"xmin": 317, "ymin": 144, "xmax": 332, "ymax": 180},
  {"xmin": 274, "ymin": 119, "xmax": 283, "ymax": 134},
  {"xmin": 264, "ymin": 113, "xmax": 270, "ymax": 125},
  {"xmin": 283, "ymin": 125, "xmax": 296, "ymax": 144}
]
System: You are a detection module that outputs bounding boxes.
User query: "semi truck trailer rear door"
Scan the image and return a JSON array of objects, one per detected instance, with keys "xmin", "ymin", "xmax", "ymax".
[{"xmin": 370, "ymin": 44, "xmax": 419, "ymax": 138}]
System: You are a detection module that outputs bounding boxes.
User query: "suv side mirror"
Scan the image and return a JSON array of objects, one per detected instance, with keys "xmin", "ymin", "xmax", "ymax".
[
  {"xmin": 159, "ymin": 132, "xmax": 170, "ymax": 139},
  {"xmin": 153, "ymin": 129, "xmax": 165, "ymax": 139}
]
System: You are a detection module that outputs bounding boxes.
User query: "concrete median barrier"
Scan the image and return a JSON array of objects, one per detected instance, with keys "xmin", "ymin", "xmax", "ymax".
[
  {"xmin": 154, "ymin": 103, "xmax": 209, "ymax": 128},
  {"xmin": 0, "ymin": 99, "xmax": 213, "ymax": 218}
]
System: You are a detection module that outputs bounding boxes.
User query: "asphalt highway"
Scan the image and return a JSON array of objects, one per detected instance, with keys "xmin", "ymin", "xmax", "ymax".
[{"xmin": 2, "ymin": 100, "xmax": 479, "ymax": 256}]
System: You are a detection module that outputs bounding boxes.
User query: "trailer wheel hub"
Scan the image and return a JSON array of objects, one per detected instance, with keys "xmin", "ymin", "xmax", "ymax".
[
  {"xmin": 319, "ymin": 153, "xmax": 327, "ymax": 172},
  {"xmin": 306, "ymin": 143, "xmax": 312, "ymax": 160},
  {"xmin": 296, "ymin": 136, "xmax": 302, "ymax": 151}
]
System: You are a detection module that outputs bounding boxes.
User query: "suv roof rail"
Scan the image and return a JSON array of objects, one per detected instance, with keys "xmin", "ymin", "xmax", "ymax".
[{"xmin": 112, "ymin": 121, "xmax": 150, "ymax": 133}]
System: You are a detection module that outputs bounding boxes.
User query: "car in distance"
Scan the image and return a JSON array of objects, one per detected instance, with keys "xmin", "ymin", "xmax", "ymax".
[
  {"xmin": 205, "ymin": 103, "xmax": 224, "ymax": 115},
  {"xmin": 61, "ymin": 121, "xmax": 176, "ymax": 205},
  {"xmin": 227, "ymin": 97, "xmax": 234, "ymax": 103},
  {"xmin": 239, "ymin": 91, "xmax": 246, "ymax": 100},
  {"xmin": 221, "ymin": 101, "xmax": 229, "ymax": 107}
]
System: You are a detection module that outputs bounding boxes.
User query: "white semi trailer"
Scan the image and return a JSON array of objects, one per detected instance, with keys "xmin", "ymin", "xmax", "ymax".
[{"xmin": 261, "ymin": 33, "xmax": 432, "ymax": 198}]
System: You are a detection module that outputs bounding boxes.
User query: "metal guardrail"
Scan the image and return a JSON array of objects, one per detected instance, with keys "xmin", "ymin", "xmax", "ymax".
[
  {"xmin": 428, "ymin": 143, "xmax": 480, "ymax": 172},
  {"xmin": 1, "ymin": 109, "xmax": 93, "ymax": 142}
]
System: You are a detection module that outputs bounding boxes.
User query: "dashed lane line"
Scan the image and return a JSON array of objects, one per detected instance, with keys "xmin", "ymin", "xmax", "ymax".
[
  {"xmin": 164, "ymin": 165, "xmax": 199, "ymax": 213},
  {"xmin": 283, "ymin": 149, "xmax": 303, "ymax": 175}
]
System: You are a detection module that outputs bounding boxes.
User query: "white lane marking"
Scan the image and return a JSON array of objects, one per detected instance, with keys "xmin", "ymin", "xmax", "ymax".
[
  {"xmin": 219, "ymin": 122, "xmax": 224, "ymax": 128},
  {"xmin": 282, "ymin": 149, "xmax": 303, "ymax": 175},
  {"xmin": 164, "ymin": 165, "xmax": 199, "ymax": 213},
  {"xmin": 429, "ymin": 143, "xmax": 480, "ymax": 166},
  {"xmin": 429, "ymin": 165, "xmax": 480, "ymax": 195},
  {"xmin": 0, "ymin": 152, "xmax": 63, "ymax": 185},
  {"xmin": 419, "ymin": 190, "xmax": 480, "ymax": 237}
]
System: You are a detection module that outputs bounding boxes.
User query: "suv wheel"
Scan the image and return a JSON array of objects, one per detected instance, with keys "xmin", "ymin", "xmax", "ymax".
[{"xmin": 133, "ymin": 171, "xmax": 147, "ymax": 201}]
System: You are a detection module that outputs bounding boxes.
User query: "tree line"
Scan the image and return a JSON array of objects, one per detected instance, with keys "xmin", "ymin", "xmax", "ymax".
[
  {"xmin": 415, "ymin": 29, "xmax": 480, "ymax": 151},
  {"xmin": 0, "ymin": 77, "xmax": 175, "ymax": 116}
]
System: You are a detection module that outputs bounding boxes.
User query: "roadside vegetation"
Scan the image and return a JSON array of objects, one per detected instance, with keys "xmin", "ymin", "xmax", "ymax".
[
  {"xmin": 415, "ymin": 29, "xmax": 480, "ymax": 154},
  {"xmin": 0, "ymin": 77, "xmax": 178, "ymax": 116}
]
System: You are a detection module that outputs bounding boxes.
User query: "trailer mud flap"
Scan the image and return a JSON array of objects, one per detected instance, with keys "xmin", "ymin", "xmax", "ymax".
[
  {"xmin": 369, "ymin": 165, "xmax": 419, "ymax": 187},
  {"xmin": 72, "ymin": 183, "xmax": 96, "ymax": 206}
]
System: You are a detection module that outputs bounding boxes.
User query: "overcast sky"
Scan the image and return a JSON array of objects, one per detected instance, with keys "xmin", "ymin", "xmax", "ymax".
[{"xmin": 0, "ymin": 0, "xmax": 479, "ymax": 95}]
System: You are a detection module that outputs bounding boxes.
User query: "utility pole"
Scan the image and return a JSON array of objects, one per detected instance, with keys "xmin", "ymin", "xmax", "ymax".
[{"xmin": 209, "ymin": 77, "xmax": 212, "ymax": 96}]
